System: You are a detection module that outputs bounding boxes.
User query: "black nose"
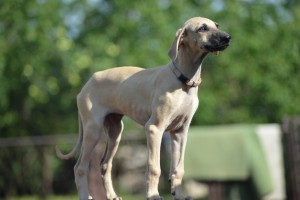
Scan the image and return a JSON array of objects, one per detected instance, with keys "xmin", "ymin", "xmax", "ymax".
[{"xmin": 221, "ymin": 35, "xmax": 231, "ymax": 43}]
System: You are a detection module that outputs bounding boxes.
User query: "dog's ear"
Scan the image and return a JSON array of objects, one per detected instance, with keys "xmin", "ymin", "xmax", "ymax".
[{"xmin": 168, "ymin": 28, "xmax": 186, "ymax": 61}]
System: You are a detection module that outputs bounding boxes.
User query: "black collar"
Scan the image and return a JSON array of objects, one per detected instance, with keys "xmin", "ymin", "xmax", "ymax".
[{"xmin": 169, "ymin": 62, "xmax": 198, "ymax": 87}]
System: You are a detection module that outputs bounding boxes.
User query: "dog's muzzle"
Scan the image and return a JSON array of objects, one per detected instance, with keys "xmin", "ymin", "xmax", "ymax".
[
  {"xmin": 219, "ymin": 34, "xmax": 231, "ymax": 49},
  {"xmin": 204, "ymin": 32, "xmax": 231, "ymax": 53}
]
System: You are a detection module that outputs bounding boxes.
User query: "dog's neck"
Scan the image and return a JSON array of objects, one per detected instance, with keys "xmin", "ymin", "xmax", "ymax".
[{"xmin": 170, "ymin": 51, "xmax": 208, "ymax": 87}]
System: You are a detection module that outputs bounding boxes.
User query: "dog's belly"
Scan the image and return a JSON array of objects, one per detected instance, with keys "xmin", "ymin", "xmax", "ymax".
[
  {"xmin": 114, "ymin": 88, "xmax": 198, "ymax": 129},
  {"xmin": 166, "ymin": 115, "xmax": 189, "ymax": 132},
  {"xmin": 115, "ymin": 98, "xmax": 152, "ymax": 126}
]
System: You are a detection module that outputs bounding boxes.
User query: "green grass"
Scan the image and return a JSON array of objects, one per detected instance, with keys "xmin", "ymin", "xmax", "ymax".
[
  {"xmin": 11, "ymin": 195, "xmax": 77, "ymax": 200},
  {"xmin": 12, "ymin": 194, "xmax": 173, "ymax": 200}
]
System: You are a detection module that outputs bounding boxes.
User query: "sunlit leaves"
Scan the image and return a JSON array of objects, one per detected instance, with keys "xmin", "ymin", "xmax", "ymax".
[{"xmin": 1, "ymin": 0, "xmax": 300, "ymax": 134}]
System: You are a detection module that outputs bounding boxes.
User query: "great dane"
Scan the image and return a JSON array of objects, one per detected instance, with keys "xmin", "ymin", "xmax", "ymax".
[{"xmin": 56, "ymin": 17, "xmax": 231, "ymax": 200}]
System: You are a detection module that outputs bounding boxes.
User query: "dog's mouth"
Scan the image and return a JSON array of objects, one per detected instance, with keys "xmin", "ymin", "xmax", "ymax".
[
  {"xmin": 204, "ymin": 34, "xmax": 231, "ymax": 56},
  {"xmin": 213, "ymin": 51, "xmax": 220, "ymax": 56},
  {"xmin": 204, "ymin": 43, "xmax": 230, "ymax": 56},
  {"xmin": 212, "ymin": 44, "xmax": 230, "ymax": 55},
  {"xmin": 204, "ymin": 43, "xmax": 229, "ymax": 53}
]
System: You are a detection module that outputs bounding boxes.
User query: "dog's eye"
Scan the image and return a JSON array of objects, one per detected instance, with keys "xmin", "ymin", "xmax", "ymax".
[{"xmin": 197, "ymin": 25, "xmax": 209, "ymax": 32}]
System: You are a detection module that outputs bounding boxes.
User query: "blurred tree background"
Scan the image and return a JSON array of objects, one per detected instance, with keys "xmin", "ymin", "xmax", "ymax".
[{"xmin": 0, "ymin": 0, "xmax": 299, "ymax": 198}]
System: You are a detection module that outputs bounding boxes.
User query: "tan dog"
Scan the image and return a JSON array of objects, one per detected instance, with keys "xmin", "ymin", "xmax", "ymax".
[{"xmin": 56, "ymin": 17, "xmax": 231, "ymax": 200}]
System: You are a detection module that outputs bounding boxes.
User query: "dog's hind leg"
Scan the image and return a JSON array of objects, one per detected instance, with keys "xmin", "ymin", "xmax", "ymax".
[
  {"xmin": 88, "ymin": 140, "xmax": 107, "ymax": 200},
  {"xmin": 101, "ymin": 114, "xmax": 124, "ymax": 200},
  {"xmin": 75, "ymin": 113, "xmax": 106, "ymax": 200}
]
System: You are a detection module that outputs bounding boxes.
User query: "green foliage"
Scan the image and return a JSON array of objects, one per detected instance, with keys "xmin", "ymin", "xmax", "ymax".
[
  {"xmin": 193, "ymin": 0, "xmax": 300, "ymax": 124},
  {"xmin": 0, "ymin": 0, "xmax": 300, "ymax": 197},
  {"xmin": 0, "ymin": 0, "xmax": 78, "ymax": 137},
  {"xmin": 2, "ymin": 0, "xmax": 298, "ymax": 134}
]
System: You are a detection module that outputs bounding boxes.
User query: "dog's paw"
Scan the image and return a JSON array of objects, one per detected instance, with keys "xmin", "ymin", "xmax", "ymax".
[
  {"xmin": 173, "ymin": 196, "xmax": 192, "ymax": 200},
  {"xmin": 107, "ymin": 197, "xmax": 122, "ymax": 200},
  {"xmin": 147, "ymin": 196, "xmax": 164, "ymax": 200}
]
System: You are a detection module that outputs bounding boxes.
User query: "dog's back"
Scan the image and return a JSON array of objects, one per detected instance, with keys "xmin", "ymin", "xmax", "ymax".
[{"xmin": 77, "ymin": 66, "xmax": 165, "ymax": 126}]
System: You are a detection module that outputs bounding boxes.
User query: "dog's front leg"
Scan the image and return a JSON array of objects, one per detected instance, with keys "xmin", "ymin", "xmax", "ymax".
[
  {"xmin": 169, "ymin": 128, "xmax": 192, "ymax": 200},
  {"xmin": 145, "ymin": 123, "xmax": 164, "ymax": 200}
]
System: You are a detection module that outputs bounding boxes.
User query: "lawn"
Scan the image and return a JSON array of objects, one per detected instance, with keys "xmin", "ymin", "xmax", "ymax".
[{"xmin": 13, "ymin": 194, "xmax": 173, "ymax": 200}]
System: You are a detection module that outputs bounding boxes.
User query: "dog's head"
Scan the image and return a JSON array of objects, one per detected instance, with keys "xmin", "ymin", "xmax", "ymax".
[{"xmin": 169, "ymin": 17, "xmax": 231, "ymax": 61}]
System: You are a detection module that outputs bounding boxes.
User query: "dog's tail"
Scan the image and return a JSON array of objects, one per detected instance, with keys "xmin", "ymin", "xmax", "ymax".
[{"xmin": 56, "ymin": 114, "xmax": 83, "ymax": 160}]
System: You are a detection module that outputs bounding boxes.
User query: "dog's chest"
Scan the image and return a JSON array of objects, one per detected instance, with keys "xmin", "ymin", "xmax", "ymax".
[{"xmin": 166, "ymin": 91, "xmax": 199, "ymax": 131}]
